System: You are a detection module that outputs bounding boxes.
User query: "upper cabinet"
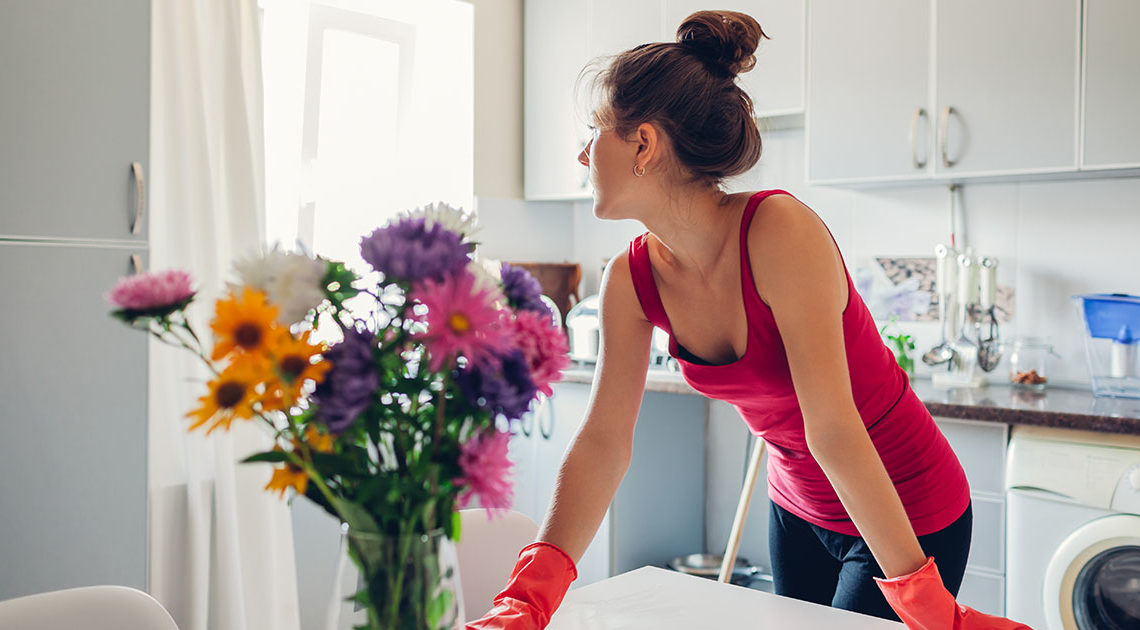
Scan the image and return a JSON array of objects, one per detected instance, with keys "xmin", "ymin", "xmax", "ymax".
[
  {"xmin": 806, "ymin": 0, "xmax": 931, "ymax": 183},
  {"xmin": 933, "ymin": 0, "xmax": 1079, "ymax": 177},
  {"xmin": 808, "ymin": 0, "xmax": 1081, "ymax": 185},
  {"xmin": 524, "ymin": 0, "xmax": 590, "ymax": 200},
  {"xmin": 0, "ymin": 0, "xmax": 150, "ymax": 240},
  {"xmin": 1081, "ymin": 0, "xmax": 1140, "ymax": 169},
  {"xmin": 524, "ymin": 0, "xmax": 805, "ymax": 200}
]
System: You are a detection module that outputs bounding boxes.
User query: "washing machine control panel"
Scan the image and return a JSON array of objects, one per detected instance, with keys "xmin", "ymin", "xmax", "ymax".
[{"xmin": 1113, "ymin": 464, "xmax": 1140, "ymax": 513}]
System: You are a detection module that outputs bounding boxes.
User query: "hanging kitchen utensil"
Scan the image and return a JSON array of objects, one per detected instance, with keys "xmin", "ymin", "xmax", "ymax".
[
  {"xmin": 923, "ymin": 244, "xmax": 958, "ymax": 366},
  {"xmin": 977, "ymin": 257, "xmax": 1002, "ymax": 372}
]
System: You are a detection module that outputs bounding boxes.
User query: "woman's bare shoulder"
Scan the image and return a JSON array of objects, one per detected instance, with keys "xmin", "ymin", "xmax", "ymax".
[{"xmin": 599, "ymin": 248, "xmax": 650, "ymax": 325}]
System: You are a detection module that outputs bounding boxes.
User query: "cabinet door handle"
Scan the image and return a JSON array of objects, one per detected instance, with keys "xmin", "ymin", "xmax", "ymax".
[
  {"xmin": 939, "ymin": 106, "xmax": 958, "ymax": 168},
  {"xmin": 130, "ymin": 254, "xmax": 144, "ymax": 275},
  {"xmin": 539, "ymin": 395, "xmax": 554, "ymax": 440},
  {"xmin": 909, "ymin": 107, "xmax": 928, "ymax": 169},
  {"xmin": 130, "ymin": 162, "xmax": 146, "ymax": 235}
]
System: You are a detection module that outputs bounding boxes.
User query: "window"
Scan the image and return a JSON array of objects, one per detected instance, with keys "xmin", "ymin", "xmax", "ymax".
[{"xmin": 261, "ymin": 0, "xmax": 474, "ymax": 272}]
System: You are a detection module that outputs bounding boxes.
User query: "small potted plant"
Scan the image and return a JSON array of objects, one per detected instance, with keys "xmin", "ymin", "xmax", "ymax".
[{"xmin": 880, "ymin": 316, "xmax": 916, "ymax": 379}]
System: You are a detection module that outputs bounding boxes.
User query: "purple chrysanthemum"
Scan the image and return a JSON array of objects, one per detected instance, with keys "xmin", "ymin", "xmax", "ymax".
[
  {"xmin": 500, "ymin": 263, "xmax": 552, "ymax": 318},
  {"xmin": 360, "ymin": 216, "xmax": 470, "ymax": 283},
  {"xmin": 312, "ymin": 329, "xmax": 378, "ymax": 433},
  {"xmin": 455, "ymin": 349, "xmax": 538, "ymax": 421}
]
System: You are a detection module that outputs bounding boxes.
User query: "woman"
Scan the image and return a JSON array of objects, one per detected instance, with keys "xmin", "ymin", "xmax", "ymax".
[{"xmin": 469, "ymin": 11, "xmax": 1028, "ymax": 630}]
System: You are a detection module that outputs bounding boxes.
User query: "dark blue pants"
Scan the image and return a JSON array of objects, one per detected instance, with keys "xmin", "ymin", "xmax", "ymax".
[{"xmin": 769, "ymin": 500, "xmax": 973, "ymax": 622}]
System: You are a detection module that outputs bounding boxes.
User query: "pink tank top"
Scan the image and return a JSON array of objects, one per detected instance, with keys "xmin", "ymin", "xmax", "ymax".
[{"xmin": 627, "ymin": 190, "xmax": 970, "ymax": 536}]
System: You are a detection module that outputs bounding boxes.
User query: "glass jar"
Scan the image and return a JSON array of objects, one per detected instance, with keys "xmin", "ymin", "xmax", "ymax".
[{"xmin": 1008, "ymin": 337, "xmax": 1059, "ymax": 390}]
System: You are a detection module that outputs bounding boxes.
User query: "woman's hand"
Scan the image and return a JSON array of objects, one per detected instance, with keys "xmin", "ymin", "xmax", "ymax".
[
  {"xmin": 875, "ymin": 557, "xmax": 1032, "ymax": 629},
  {"xmin": 465, "ymin": 543, "xmax": 578, "ymax": 630}
]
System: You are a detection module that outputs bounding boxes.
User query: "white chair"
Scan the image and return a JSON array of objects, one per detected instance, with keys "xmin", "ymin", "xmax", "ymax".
[
  {"xmin": 456, "ymin": 509, "xmax": 540, "ymax": 622},
  {"xmin": 0, "ymin": 585, "xmax": 179, "ymax": 630}
]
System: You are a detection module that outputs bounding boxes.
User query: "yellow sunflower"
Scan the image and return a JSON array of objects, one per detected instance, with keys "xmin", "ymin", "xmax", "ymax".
[
  {"xmin": 185, "ymin": 356, "xmax": 265, "ymax": 434},
  {"xmin": 265, "ymin": 464, "xmax": 309, "ymax": 498},
  {"xmin": 260, "ymin": 329, "xmax": 331, "ymax": 411},
  {"xmin": 210, "ymin": 287, "xmax": 280, "ymax": 361}
]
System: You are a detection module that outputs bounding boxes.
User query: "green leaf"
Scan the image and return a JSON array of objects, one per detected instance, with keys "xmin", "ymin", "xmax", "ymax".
[
  {"xmin": 331, "ymin": 496, "xmax": 381, "ymax": 534},
  {"xmin": 450, "ymin": 510, "xmax": 462, "ymax": 543},
  {"xmin": 310, "ymin": 452, "xmax": 368, "ymax": 478},
  {"xmin": 241, "ymin": 450, "xmax": 290, "ymax": 464}
]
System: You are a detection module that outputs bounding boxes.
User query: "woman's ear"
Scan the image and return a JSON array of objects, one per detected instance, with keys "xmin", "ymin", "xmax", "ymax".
[{"xmin": 633, "ymin": 122, "xmax": 661, "ymax": 169}]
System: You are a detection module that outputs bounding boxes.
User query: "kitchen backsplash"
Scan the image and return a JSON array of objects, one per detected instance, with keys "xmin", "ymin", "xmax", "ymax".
[{"xmin": 478, "ymin": 127, "xmax": 1140, "ymax": 388}]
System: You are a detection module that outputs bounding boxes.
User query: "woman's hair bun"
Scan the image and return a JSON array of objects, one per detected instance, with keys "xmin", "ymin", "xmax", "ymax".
[{"xmin": 676, "ymin": 10, "xmax": 766, "ymax": 76}]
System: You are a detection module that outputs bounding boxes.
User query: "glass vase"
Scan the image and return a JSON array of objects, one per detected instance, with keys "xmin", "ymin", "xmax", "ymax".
[{"xmin": 333, "ymin": 525, "xmax": 463, "ymax": 630}]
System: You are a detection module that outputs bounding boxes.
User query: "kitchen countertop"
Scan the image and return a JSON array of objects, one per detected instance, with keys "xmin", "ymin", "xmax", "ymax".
[
  {"xmin": 561, "ymin": 365, "xmax": 697, "ymax": 395},
  {"xmin": 559, "ymin": 364, "xmax": 1140, "ymax": 436}
]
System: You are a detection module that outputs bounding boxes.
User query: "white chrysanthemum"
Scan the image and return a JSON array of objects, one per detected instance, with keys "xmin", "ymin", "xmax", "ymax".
[
  {"xmin": 232, "ymin": 246, "xmax": 328, "ymax": 325},
  {"xmin": 467, "ymin": 259, "xmax": 505, "ymax": 304},
  {"xmin": 404, "ymin": 201, "xmax": 479, "ymax": 238}
]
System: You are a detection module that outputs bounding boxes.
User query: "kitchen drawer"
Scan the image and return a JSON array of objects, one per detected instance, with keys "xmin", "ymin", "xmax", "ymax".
[
  {"xmin": 935, "ymin": 417, "xmax": 1008, "ymax": 496},
  {"xmin": 957, "ymin": 570, "xmax": 1004, "ymax": 617},
  {"xmin": 967, "ymin": 494, "xmax": 1004, "ymax": 573}
]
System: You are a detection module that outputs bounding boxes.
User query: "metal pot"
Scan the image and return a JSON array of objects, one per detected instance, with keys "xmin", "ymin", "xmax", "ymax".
[{"xmin": 666, "ymin": 553, "xmax": 772, "ymax": 589}]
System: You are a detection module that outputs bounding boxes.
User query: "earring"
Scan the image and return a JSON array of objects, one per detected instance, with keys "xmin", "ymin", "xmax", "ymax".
[{"xmin": 633, "ymin": 164, "xmax": 646, "ymax": 177}]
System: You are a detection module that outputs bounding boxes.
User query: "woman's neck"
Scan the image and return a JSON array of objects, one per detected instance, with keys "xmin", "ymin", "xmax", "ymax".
[{"xmin": 641, "ymin": 188, "xmax": 744, "ymax": 277}]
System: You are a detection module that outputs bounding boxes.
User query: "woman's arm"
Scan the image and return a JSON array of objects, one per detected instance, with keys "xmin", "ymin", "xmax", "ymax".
[
  {"xmin": 748, "ymin": 195, "xmax": 926, "ymax": 579},
  {"xmin": 466, "ymin": 252, "xmax": 653, "ymax": 629},
  {"xmin": 537, "ymin": 249, "xmax": 655, "ymax": 561}
]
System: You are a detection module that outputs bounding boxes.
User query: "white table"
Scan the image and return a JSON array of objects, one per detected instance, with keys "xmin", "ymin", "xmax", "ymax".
[{"xmin": 547, "ymin": 567, "xmax": 904, "ymax": 629}]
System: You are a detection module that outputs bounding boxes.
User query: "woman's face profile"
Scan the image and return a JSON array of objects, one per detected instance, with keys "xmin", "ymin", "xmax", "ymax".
[{"xmin": 578, "ymin": 115, "xmax": 645, "ymax": 221}]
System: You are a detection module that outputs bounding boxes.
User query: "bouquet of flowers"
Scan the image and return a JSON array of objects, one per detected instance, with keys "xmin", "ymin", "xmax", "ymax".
[{"xmin": 108, "ymin": 203, "xmax": 569, "ymax": 630}]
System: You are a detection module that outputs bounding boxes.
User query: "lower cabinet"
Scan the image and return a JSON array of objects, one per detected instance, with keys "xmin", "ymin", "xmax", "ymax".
[
  {"xmin": 934, "ymin": 416, "xmax": 1010, "ymax": 616},
  {"xmin": 0, "ymin": 242, "xmax": 148, "ymax": 600},
  {"xmin": 509, "ymin": 381, "xmax": 707, "ymax": 587}
]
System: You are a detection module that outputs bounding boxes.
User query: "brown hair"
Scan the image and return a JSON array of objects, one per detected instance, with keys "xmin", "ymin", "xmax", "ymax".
[{"xmin": 588, "ymin": 10, "xmax": 768, "ymax": 185}]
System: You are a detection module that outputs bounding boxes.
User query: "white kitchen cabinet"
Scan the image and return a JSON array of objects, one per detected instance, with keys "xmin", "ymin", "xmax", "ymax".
[
  {"xmin": 663, "ymin": 0, "xmax": 804, "ymax": 117},
  {"xmin": 934, "ymin": 0, "xmax": 1079, "ymax": 177},
  {"xmin": 806, "ymin": 0, "xmax": 932, "ymax": 184},
  {"xmin": 523, "ymin": 0, "xmax": 591, "ymax": 200},
  {"xmin": 0, "ymin": 0, "xmax": 150, "ymax": 241},
  {"xmin": 1081, "ymin": 0, "xmax": 1140, "ymax": 169},
  {"xmin": 958, "ymin": 570, "xmax": 1005, "ymax": 618},
  {"xmin": 0, "ymin": 0, "xmax": 150, "ymax": 601},
  {"xmin": 0, "ymin": 242, "xmax": 149, "ymax": 600},
  {"xmin": 934, "ymin": 416, "xmax": 1009, "ymax": 616},
  {"xmin": 807, "ymin": 0, "xmax": 1080, "ymax": 185},
  {"xmin": 525, "ymin": 0, "xmax": 805, "ymax": 199},
  {"xmin": 509, "ymin": 382, "xmax": 706, "ymax": 587}
]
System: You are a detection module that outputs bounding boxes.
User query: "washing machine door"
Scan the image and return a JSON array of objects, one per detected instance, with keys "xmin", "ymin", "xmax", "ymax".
[{"xmin": 1043, "ymin": 514, "xmax": 1140, "ymax": 629}]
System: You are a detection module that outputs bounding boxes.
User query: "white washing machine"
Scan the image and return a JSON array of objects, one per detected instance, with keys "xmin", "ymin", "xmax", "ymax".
[{"xmin": 1006, "ymin": 425, "xmax": 1140, "ymax": 629}]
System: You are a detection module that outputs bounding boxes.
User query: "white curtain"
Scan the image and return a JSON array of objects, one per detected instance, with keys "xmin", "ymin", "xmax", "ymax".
[{"xmin": 149, "ymin": 1, "xmax": 301, "ymax": 629}]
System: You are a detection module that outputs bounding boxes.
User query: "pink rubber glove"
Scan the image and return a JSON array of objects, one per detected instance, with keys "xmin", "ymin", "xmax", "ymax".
[
  {"xmin": 465, "ymin": 542, "xmax": 578, "ymax": 630},
  {"xmin": 875, "ymin": 557, "xmax": 1032, "ymax": 630}
]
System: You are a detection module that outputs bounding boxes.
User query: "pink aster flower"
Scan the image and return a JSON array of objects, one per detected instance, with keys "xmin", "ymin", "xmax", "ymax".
[
  {"xmin": 456, "ymin": 429, "xmax": 514, "ymax": 514},
  {"xmin": 507, "ymin": 309, "xmax": 570, "ymax": 396},
  {"xmin": 412, "ymin": 269, "xmax": 510, "ymax": 372},
  {"xmin": 108, "ymin": 269, "xmax": 196, "ymax": 313}
]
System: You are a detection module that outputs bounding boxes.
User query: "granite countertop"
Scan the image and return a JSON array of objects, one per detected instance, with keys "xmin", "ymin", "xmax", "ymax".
[
  {"xmin": 909, "ymin": 379, "xmax": 1140, "ymax": 436},
  {"xmin": 560, "ymin": 364, "xmax": 1140, "ymax": 436}
]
